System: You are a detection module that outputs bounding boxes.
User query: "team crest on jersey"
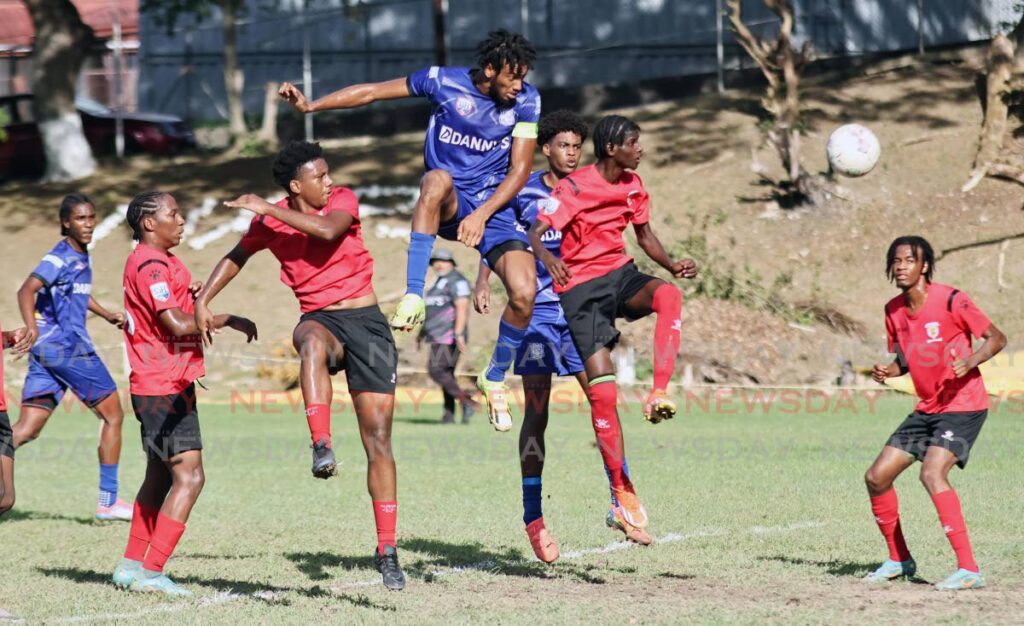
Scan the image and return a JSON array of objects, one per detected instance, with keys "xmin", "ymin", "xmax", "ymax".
[
  {"xmin": 455, "ymin": 95, "xmax": 476, "ymax": 117},
  {"xmin": 924, "ymin": 321, "xmax": 942, "ymax": 343},
  {"xmin": 538, "ymin": 197, "xmax": 560, "ymax": 216},
  {"xmin": 498, "ymin": 108, "xmax": 516, "ymax": 126},
  {"xmin": 150, "ymin": 281, "xmax": 171, "ymax": 303}
]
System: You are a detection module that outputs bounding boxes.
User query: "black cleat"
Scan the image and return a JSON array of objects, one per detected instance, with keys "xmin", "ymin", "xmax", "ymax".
[
  {"xmin": 373, "ymin": 544, "xmax": 406, "ymax": 591},
  {"xmin": 311, "ymin": 439, "xmax": 337, "ymax": 479}
]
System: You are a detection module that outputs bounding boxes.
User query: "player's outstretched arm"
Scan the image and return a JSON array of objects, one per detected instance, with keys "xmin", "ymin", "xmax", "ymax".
[
  {"xmin": 474, "ymin": 260, "xmax": 492, "ymax": 314},
  {"xmin": 457, "ymin": 137, "xmax": 536, "ymax": 247},
  {"xmin": 279, "ymin": 78, "xmax": 411, "ymax": 114},
  {"xmin": 951, "ymin": 323, "xmax": 1007, "ymax": 378},
  {"xmin": 14, "ymin": 276, "xmax": 44, "ymax": 353},
  {"xmin": 88, "ymin": 297, "xmax": 126, "ymax": 329},
  {"xmin": 224, "ymin": 194, "xmax": 355, "ymax": 242},
  {"xmin": 194, "ymin": 243, "xmax": 254, "ymax": 345},
  {"xmin": 528, "ymin": 221, "xmax": 571, "ymax": 288},
  {"xmin": 158, "ymin": 308, "xmax": 257, "ymax": 343},
  {"xmin": 633, "ymin": 222, "xmax": 698, "ymax": 279}
]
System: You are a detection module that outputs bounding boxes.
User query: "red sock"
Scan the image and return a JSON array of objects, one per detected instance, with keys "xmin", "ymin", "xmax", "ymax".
[
  {"xmin": 869, "ymin": 489, "xmax": 911, "ymax": 561},
  {"xmin": 931, "ymin": 489, "xmax": 979, "ymax": 572},
  {"xmin": 306, "ymin": 403, "xmax": 331, "ymax": 446},
  {"xmin": 124, "ymin": 500, "xmax": 160, "ymax": 561},
  {"xmin": 373, "ymin": 501, "xmax": 398, "ymax": 553},
  {"xmin": 588, "ymin": 379, "xmax": 628, "ymax": 490},
  {"xmin": 142, "ymin": 513, "xmax": 186, "ymax": 573},
  {"xmin": 651, "ymin": 284, "xmax": 682, "ymax": 390}
]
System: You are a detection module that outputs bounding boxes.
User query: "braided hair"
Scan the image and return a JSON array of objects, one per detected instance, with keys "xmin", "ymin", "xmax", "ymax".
[
  {"xmin": 474, "ymin": 29, "xmax": 536, "ymax": 74},
  {"xmin": 126, "ymin": 191, "xmax": 168, "ymax": 241},
  {"xmin": 272, "ymin": 140, "xmax": 324, "ymax": 191},
  {"xmin": 886, "ymin": 236, "xmax": 935, "ymax": 283},
  {"xmin": 59, "ymin": 193, "xmax": 93, "ymax": 236},
  {"xmin": 538, "ymin": 110, "xmax": 589, "ymax": 146},
  {"xmin": 592, "ymin": 115, "xmax": 641, "ymax": 160}
]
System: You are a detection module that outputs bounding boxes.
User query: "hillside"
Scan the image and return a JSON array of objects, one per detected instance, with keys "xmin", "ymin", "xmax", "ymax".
[{"xmin": 1, "ymin": 52, "xmax": 1021, "ymax": 394}]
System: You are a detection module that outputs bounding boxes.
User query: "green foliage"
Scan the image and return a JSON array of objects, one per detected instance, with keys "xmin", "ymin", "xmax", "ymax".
[{"xmin": 0, "ymin": 107, "xmax": 8, "ymax": 143}]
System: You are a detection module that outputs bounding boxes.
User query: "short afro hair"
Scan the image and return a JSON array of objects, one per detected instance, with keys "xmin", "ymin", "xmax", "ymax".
[
  {"xmin": 474, "ymin": 29, "xmax": 536, "ymax": 74},
  {"xmin": 886, "ymin": 235, "xmax": 936, "ymax": 283},
  {"xmin": 592, "ymin": 115, "xmax": 641, "ymax": 160},
  {"xmin": 272, "ymin": 140, "xmax": 324, "ymax": 191},
  {"xmin": 538, "ymin": 110, "xmax": 589, "ymax": 147}
]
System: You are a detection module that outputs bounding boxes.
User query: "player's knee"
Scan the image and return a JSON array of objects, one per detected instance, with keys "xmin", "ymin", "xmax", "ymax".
[
  {"xmin": 918, "ymin": 465, "xmax": 946, "ymax": 493},
  {"xmin": 362, "ymin": 425, "xmax": 392, "ymax": 455},
  {"xmin": 864, "ymin": 468, "xmax": 889, "ymax": 494},
  {"xmin": 507, "ymin": 289, "xmax": 534, "ymax": 319},
  {"xmin": 653, "ymin": 283, "xmax": 682, "ymax": 313},
  {"xmin": 420, "ymin": 169, "xmax": 453, "ymax": 197},
  {"xmin": 294, "ymin": 332, "xmax": 328, "ymax": 361},
  {"xmin": 179, "ymin": 466, "xmax": 205, "ymax": 497}
]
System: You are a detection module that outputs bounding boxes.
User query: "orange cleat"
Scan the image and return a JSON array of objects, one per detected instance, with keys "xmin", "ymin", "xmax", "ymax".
[
  {"xmin": 611, "ymin": 486, "xmax": 649, "ymax": 528},
  {"xmin": 526, "ymin": 517, "xmax": 560, "ymax": 563},
  {"xmin": 607, "ymin": 507, "xmax": 654, "ymax": 545}
]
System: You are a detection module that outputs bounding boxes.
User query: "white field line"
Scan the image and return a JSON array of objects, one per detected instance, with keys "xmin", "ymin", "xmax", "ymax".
[{"xmin": 46, "ymin": 519, "xmax": 825, "ymax": 623}]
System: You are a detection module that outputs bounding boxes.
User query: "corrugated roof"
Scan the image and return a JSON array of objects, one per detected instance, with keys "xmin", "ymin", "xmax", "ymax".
[{"xmin": 0, "ymin": 0, "xmax": 138, "ymax": 49}]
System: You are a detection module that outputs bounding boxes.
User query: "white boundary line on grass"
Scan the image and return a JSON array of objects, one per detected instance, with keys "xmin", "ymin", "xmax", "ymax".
[{"xmin": 45, "ymin": 520, "xmax": 825, "ymax": 624}]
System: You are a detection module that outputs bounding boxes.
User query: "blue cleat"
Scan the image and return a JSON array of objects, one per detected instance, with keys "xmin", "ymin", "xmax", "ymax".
[
  {"xmin": 934, "ymin": 568, "xmax": 985, "ymax": 591},
  {"xmin": 130, "ymin": 572, "xmax": 193, "ymax": 597},
  {"xmin": 112, "ymin": 558, "xmax": 142, "ymax": 588},
  {"xmin": 863, "ymin": 558, "xmax": 916, "ymax": 582}
]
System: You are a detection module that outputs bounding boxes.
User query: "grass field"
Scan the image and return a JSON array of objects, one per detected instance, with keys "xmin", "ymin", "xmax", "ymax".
[{"xmin": 0, "ymin": 390, "xmax": 1021, "ymax": 624}]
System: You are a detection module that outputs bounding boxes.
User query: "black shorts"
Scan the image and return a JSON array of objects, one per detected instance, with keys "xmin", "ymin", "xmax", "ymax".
[
  {"xmin": 0, "ymin": 410, "xmax": 13, "ymax": 459},
  {"xmin": 300, "ymin": 305, "xmax": 397, "ymax": 394},
  {"xmin": 558, "ymin": 262, "xmax": 658, "ymax": 362},
  {"xmin": 132, "ymin": 384, "xmax": 203, "ymax": 461},
  {"xmin": 887, "ymin": 410, "xmax": 988, "ymax": 469},
  {"xmin": 483, "ymin": 239, "xmax": 531, "ymax": 269}
]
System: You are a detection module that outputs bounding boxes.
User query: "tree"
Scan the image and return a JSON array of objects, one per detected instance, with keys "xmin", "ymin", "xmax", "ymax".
[
  {"xmin": 726, "ymin": 0, "xmax": 822, "ymax": 206},
  {"xmin": 24, "ymin": 0, "xmax": 97, "ymax": 181},
  {"xmin": 143, "ymin": 0, "xmax": 247, "ymax": 144}
]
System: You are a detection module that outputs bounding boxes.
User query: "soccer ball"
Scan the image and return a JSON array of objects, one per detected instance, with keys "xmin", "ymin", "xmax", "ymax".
[{"xmin": 826, "ymin": 124, "xmax": 880, "ymax": 177}]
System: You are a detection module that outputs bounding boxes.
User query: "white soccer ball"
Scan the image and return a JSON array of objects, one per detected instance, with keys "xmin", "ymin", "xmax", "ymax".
[{"xmin": 826, "ymin": 124, "xmax": 880, "ymax": 177}]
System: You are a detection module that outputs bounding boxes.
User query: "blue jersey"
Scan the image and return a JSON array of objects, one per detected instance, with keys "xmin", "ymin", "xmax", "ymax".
[
  {"xmin": 511, "ymin": 170, "xmax": 563, "ymax": 305},
  {"xmin": 407, "ymin": 66, "xmax": 541, "ymax": 194},
  {"xmin": 29, "ymin": 239, "xmax": 93, "ymax": 350}
]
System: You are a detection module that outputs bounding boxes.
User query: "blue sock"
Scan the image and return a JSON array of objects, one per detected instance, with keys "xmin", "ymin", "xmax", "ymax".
[
  {"xmin": 99, "ymin": 463, "xmax": 118, "ymax": 508},
  {"xmin": 606, "ymin": 460, "xmax": 630, "ymax": 507},
  {"xmin": 406, "ymin": 232, "xmax": 436, "ymax": 297},
  {"xmin": 522, "ymin": 476, "xmax": 543, "ymax": 525},
  {"xmin": 485, "ymin": 319, "xmax": 528, "ymax": 382}
]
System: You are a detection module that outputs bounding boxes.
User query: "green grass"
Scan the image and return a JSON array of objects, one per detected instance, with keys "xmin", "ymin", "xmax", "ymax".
[{"xmin": 1, "ymin": 391, "xmax": 1021, "ymax": 624}]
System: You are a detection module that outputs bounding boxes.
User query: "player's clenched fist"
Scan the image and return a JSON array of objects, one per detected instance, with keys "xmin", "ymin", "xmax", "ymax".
[{"xmin": 279, "ymin": 82, "xmax": 310, "ymax": 113}]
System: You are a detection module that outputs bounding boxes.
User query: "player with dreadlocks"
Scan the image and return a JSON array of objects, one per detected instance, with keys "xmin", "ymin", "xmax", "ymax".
[
  {"xmin": 279, "ymin": 29, "xmax": 542, "ymax": 433},
  {"xmin": 194, "ymin": 141, "xmax": 407, "ymax": 591},
  {"xmin": 528, "ymin": 114, "xmax": 698, "ymax": 542},
  {"xmin": 111, "ymin": 191, "xmax": 256, "ymax": 596}
]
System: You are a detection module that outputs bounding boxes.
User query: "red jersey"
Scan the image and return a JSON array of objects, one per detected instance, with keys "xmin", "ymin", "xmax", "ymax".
[
  {"xmin": 123, "ymin": 243, "xmax": 204, "ymax": 396},
  {"xmin": 239, "ymin": 187, "xmax": 374, "ymax": 313},
  {"xmin": 0, "ymin": 321, "xmax": 7, "ymax": 412},
  {"xmin": 885, "ymin": 283, "xmax": 992, "ymax": 413},
  {"xmin": 536, "ymin": 164, "xmax": 651, "ymax": 293}
]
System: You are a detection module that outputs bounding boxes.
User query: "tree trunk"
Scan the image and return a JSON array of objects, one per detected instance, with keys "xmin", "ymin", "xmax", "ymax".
[
  {"xmin": 964, "ymin": 35, "xmax": 1016, "ymax": 192},
  {"xmin": 24, "ymin": 0, "xmax": 96, "ymax": 182},
  {"xmin": 221, "ymin": 0, "xmax": 246, "ymax": 142},
  {"xmin": 256, "ymin": 81, "xmax": 280, "ymax": 146}
]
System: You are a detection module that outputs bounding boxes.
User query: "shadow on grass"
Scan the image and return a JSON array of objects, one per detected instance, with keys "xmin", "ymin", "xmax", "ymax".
[
  {"xmin": 284, "ymin": 551, "xmax": 377, "ymax": 581},
  {"xmin": 391, "ymin": 416, "xmax": 451, "ymax": 426},
  {"xmin": 658, "ymin": 572, "xmax": 696, "ymax": 581},
  {"xmin": 334, "ymin": 593, "xmax": 396, "ymax": 612},
  {"xmin": 2, "ymin": 509, "xmax": 97, "ymax": 526},
  {"xmin": 759, "ymin": 556, "xmax": 930, "ymax": 584}
]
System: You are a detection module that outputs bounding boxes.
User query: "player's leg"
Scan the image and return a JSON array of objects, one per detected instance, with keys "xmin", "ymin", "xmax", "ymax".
[
  {"xmin": 862, "ymin": 444, "xmax": 917, "ymax": 581},
  {"xmin": 293, "ymin": 318, "xmax": 345, "ymax": 479},
  {"xmin": 477, "ymin": 249, "xmax": 536, "ymax": 432},
  {"xmin": 622, "ymin": 277, "xmax": 682, "ymax": 424},
  {"xmin": 114, "ymin": 457, "xmax": 170, "ymax": 589},
  {"xmin": 0, "ymin": 414, "xmax": 14, "ymax": 514},
  {"xmin": 352, "ymin": 390, "xmax": 405, "ymax": 591},
  {"xmin": 394, "ymin": 170, "xmax": 461, "ymax": 331},
  {"xmin": 520, "ymin": 373, "xmax": 558, "ymax": 562},
  {"xmin": 91, "ymin": 393, "xmax": 132, "ymax": 520}
]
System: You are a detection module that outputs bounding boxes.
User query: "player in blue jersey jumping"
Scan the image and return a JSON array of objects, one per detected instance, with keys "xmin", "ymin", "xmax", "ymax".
[
  {"xmin": 12, "ymin": 194, "xmax": 133, "ymax": 521},
  {"xmin": 279, "ymin": 29, "xmax": 540, "ymax": 431},
  {"xmin": 475, "ymin": 111, "xmax": 652, "ymax": 562}
]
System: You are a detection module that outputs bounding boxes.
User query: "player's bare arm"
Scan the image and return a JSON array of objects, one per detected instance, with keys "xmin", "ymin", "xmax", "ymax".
[
  {"xmin": 279, "ymin": 77, "xmax": 411, "ymax": 114},
  {"xmin": 872, "ymin": 345, "xmax": 909, "ymax": 383},
  {"xmin": 158, "ymin": 307, "xmax": 256, "ymax": 344},
  {"xmin": 224, "ymin": 194, "xmax": 355, "ymax": 241},
  {"xmin": 87, "ymin": 297, "xmax": 126, "ymax": 328},
  {"xmin": 474, "ymin": 260, "xmax": 492, "ymax": 314},
  {"xmin": 2, "ymin": 327, "xmax": 27, "ymax": 350},
  {"xmin": 951, "ymin": 324, "xmax": 1007, "ymax": 378},
  {"xmin": 457, "ymin": 137, "xmax": 536, "ymax": 247},
  {"xmin": 528, "ymin": 221, "xmax": 572, "ymax": 287},
  {"xmin": 14, "ymin": 275, "xmax": 44, "ymax": 351},
  {"xmin": 194, "ymin": 244, "xmax": 256, "ymax": 344},
  {"xmin": 632, "ymin": 222, "xmax": 698, "ymax": 279}
]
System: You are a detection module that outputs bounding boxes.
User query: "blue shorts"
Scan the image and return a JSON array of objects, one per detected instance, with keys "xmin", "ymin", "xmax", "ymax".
[
  {"xmin": 437, "ymin": 185, "xmax": 529, "ymax": 258},
  {"xmin": 22, "ymin": 342, "xmax": 117, "ymax": 408},
  {"xmin": 514, "ymin": 303, "xmax": 585, "ymax": 377}
]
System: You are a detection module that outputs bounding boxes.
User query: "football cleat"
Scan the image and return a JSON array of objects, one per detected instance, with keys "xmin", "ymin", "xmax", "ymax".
[
  {"xmin": 374, "ymin": 544, "xmax": 406, "ymax": 591},
  {"xmin": 311, "ymin": 439, "xmax": 337, "ymax": 479},
  {"xmin": 111, "ymin": 558, "xmax": 142, "ymax": 588},
  {"xmin": 390, "ymin": 294, "xmax": 426, "ymax": 332},
  {"xmin": 526, "ymin": 517, "xmax": 560, "ymax": 563},
  {"xmin": 863, "ymin": 558, "xmax": 917, "ymax": 583},
  {"xmin": 606, "ymin": 507, "xmax": 653, "ymax": 545},
  {"xmin": 611, "ymin": 487, "xmax": 649, "ymax": 528},
  {"xmin": 476, "ymin": 372, "xmax": 513, "ymax": 432},
  {"xmin": 130, "ymin": 572, "xmax": 193, "ymax": 597},
  {"xmin": 642, "ymin": 389, "xmax": 676, "ymax": 424},
  {"xmin": 96, "ymin": 498, "xmax": 134, "ymax": 522},
  {"xmin": 934, "ymin": 568, "xmax": 985, "ymax": 591}
]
